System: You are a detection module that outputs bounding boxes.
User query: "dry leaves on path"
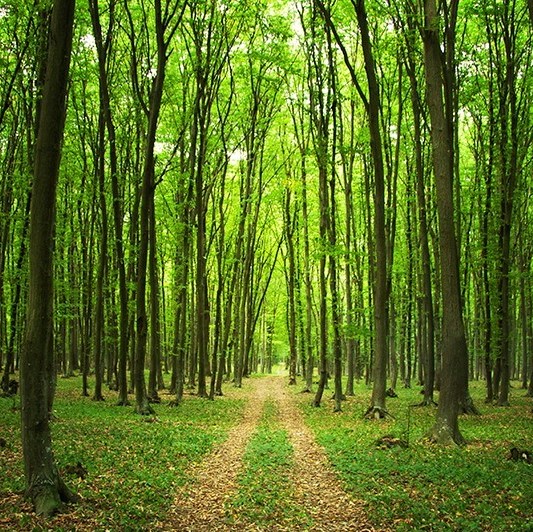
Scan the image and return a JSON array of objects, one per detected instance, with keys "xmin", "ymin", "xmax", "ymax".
[
  {"xmin": 276, "ymin": 379, "xmax": 378, "ymax": 532},
  {"xmin": 161, "ymin": 376, "xmax": 381, "ymax": 531},
  {"xmin": 160, "ymin": 379, "xmax": 270, "ymax": 531}
]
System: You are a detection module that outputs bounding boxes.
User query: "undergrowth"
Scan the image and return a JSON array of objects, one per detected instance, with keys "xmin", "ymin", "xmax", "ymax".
[
  {"xmin": 2, "ymin": 374, "xmax": 531, "ymax": 531},
  {"xmin": 0, "ymin": 374, "xmax": 244, "ymax": 531},
  {"xmin": 297, "ymin": 380, "xmax": 533, "ymax": 531}
]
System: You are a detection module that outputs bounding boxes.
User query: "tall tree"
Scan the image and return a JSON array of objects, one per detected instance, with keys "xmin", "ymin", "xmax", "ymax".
[
  {"xmin": 20, "ymin": 0, "xmax": 77, "ymax": 514},
  {"xmin": 317, "ymin": 0, "xmax": 390, "ymax": 417},
  {"xmin": 397, "ymin": 1, "xmax": 437, "ymax": 405},
  {"xmin": 422, "ymin": 0, "xmax": 467, "ymax": 444},
  {"xmin": 125, "ymin": 0, "xmax": 186, "ymax": 414},
  {"xmin": 89, "ymin": 0, "xmax": 130, "ymax": 406},
  {"xmin": 302, "ymin": 2, "xmax": 332, "ymax": 408}
]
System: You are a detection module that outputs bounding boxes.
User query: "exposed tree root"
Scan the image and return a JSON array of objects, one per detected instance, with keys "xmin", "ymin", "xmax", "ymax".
[
  {"xmin": 364, "ymin": 406, "xmax": 392, "ymax": 420},
  {"xmin": 147, "ymin": 393, "xmax": 161, "ymax": 404},
  {"xmin": 460, "ymin": 395, "xmax": 480, "ymax": 415},
  {"xmin": 30, "ymin": 474, "xmax": 78, "ymax": 517},
  {"xmin": 415, "ymin": 398, "xmax": 438, "ymax": 407},
  {"xmin": 427, "ymin": 422, "xmax": 466, "ymax": 446},
  {"xmin": 135, "ymin": 402, "xmax": 155, "ymax": 416}
]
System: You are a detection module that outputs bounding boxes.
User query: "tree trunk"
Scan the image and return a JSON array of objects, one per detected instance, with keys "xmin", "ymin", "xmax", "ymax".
[
  {"xmin": 131, "ymin": 0, "xmax": 171, "ymax": 416},
  {"xmin": 20, "ymin": 0, "xmax": 77, "ymax": 515},
  {"xmin": 284, "ymin": 188, "xmax": 298, "ymax": 386},
  {"xmin": 92, "ymin": 113, "xmax": 107, "ymax": 402},
  {"xmin": 89, "ymin": 0, "xmax": 130, "ymax": 406},
  {"xmin": 353, "ymin": 0, "xmax": 389, "ymax": 419},
  {"xmin": 423, "ymin": 0, "xmax": 467, "ymax": 445},
  {"xmin": 148, "ymin": 194, "xmax": 161, "ymax": 403},
  {"xmin": 404, "ymin": 41, "xmax": 436, "ymax": 406}
]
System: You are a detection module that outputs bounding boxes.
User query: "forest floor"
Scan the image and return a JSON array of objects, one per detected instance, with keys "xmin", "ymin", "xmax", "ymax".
[
  {"xmin": 162, "ymin": 376, "xmax": 376, "ymax": 531},
  {"xmin": 1, "ymin": 374, "xmax": 532, "ymax": 530}
]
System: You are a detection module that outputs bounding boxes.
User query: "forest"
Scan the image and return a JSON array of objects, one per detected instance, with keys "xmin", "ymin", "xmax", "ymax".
[{"xmin": 0, "ymin": 0, "xmax": 533, "ymax": 527}]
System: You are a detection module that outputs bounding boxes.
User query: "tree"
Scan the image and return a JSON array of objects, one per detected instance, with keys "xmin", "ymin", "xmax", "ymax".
[
  {"xmin": 396, "ymin": 0, "xmax": 437, "ymax": 405},
  {"xmin": 20, "ymin": 0, "xmax": 77, "ymax": 514},
  {"xmin": 125, "ymin": 0, "xmax": 186, "ymax": 415},
  {"xmin": 89, "ymin": 0, "xmax": 130, "ymax": 406},
  {"xmin": 301, "ymin": 2, "xmax": 332, "ymax": 408},
  {"xmin": 422, "ymin": 0, "xmax": 467, "ymax": 445},
  {"xmin": 317, "ymin": 0, "xmax": 390, "ymax": 417}
]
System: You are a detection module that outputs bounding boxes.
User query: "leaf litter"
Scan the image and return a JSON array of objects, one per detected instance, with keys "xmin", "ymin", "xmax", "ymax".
[{"xmin": 160, "ymin": 376, "xmax": 382, "ymax": 531}]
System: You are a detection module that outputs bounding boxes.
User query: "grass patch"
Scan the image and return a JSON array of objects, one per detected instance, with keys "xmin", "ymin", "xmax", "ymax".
[
  {"xmin": 297, "ymin": 380, "xmax": 533, "ymax": 531},
  {"xmin": 0, "ymin": 373, "xmax": 245, "ymax": 531},
  {"xmin": 228, "ymin": 399, "xmax": 310, "ymax": 529}
]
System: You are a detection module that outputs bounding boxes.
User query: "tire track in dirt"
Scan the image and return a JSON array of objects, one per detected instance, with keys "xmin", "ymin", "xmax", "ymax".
[{"xmin": 162, "ymin": 376, "xmax": 378, "ymax": 531}]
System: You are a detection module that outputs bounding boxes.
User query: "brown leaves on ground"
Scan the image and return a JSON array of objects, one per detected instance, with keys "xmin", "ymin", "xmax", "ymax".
[{"xmin": 161, "ymin": 376, "xmax": 379, "ymax": 531}]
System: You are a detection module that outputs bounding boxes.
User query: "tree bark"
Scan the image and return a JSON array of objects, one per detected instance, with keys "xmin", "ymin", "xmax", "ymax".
[
  {"xmin": 423, "ymin": 0, "xmax": 467, "ymax": 445},
  {"xmin": 92, "ymin": 113, "xmax": 108, "ymax": 402},
  {"xmin": 403, "ymin": 30, "xmax": 436, "ymax": 406},
  {"xmin": 131, "ymin": 0, "xmax": 170, "ymax": 415},
  {"xmin": 352, "ymin": 0, "xmax": 389, "ymax": 419},
  {"xmin": 89, "ymin": 0, "xmax": 130, "ymax": 406},
  {"xmin": 284, "ymin": 188, "xmax": 298, "ymax": 386},
  {"xmin": 20, "ymin": 0, "xmax": 77, "ymax": 515}
]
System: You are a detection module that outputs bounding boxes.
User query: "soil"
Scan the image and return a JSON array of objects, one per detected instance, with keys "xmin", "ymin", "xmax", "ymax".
[{"xmin": 162, "ymin": 375, "xmax": 376, "ymax": 531}]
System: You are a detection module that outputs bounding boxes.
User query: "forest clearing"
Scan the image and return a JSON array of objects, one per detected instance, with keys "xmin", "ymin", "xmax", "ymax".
[{"xmin": 1, "ymin": 373, "xmax": 532, "ymax": 531}]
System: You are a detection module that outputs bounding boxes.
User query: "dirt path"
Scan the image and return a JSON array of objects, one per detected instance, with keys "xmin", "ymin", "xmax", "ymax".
[
  {"xmin": 276, "ymin": 379, "xmax": 375, "ymax": 532},
  {"xmin": 162, "ymin": 376, "xmax": 375, "ymax": 531}
]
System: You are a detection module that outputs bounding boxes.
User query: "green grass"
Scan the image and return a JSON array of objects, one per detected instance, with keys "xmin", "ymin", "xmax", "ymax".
[
  {"xmin": 2, "ymin": 374, "xmax": 532, "ymax": 531},
  {"xmin": 0, "ymin": 374, "xmax": 245, "ymax": 530},
  {"xmin": 227, "ymin": 399, "xmax": 311, "ymax": 529},
  {"xmin": 296, "ymin": 380, "xmax": 533, "ymax": 531}
]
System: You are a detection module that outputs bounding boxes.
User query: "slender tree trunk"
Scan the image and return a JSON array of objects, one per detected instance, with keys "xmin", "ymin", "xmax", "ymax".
[
  {"xmin": 92, "ymin": 113, "xmax": 108, "ymax": 402},
  {"xmin": 404, "ymin": 47, "xmax": 436, "ymax": 406},
  {"xmin": 284, "ymin": 188, "xmax": 298, "ymax": 386},
  {"xmin": 352, "ymin": 0, "xmax": 389, "ymax": 419},
  {"xmin": 289, "ymin": 98, "xmax": 314, "ymax": 392},
  {"xmin": 148, "ymin": 195, "xmax": 161, "ymax": 403},
  {"xmin": 131, "ymin": 0, "xmax": 170, "ymax": 416},
  {"xmin": 496, "ymin": 4, "xmax": 521, "ymax": 406},
  {"xmin": 89, "ymin": 0, "xmax": 130, "ymax": 406},
  {"xmin": 1, "ymin": 194, "xmax": 30, "ymax": 392}
]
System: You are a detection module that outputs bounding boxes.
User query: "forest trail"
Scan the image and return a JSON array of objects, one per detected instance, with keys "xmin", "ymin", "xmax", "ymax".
[{"xmin": 162, "ymin": 376, "xmax": 376, "ymax": 531}]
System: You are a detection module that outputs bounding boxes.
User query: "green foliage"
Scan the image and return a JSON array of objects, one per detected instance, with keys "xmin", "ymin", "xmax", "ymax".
[
  {"xmin": 298, "ymin": 380, "xmax": 533, "ymax": 531},
  {"xmin": 0, "ymin": 374, "xmax": 245, "ymax": 530}
]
